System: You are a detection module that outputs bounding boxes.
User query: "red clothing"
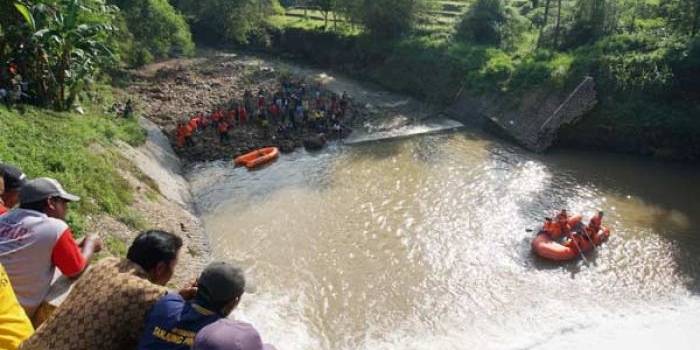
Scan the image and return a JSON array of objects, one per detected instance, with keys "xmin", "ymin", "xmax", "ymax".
[
  {"xmin": 238, "ymin": 107, "xmax": 247, "ymax": 124},
  {"xmin": 188, "ymin": 120, "xmax": 196, "ymax": 131},
  {"xmin": 218, "ymin": 121, "xmax": 229, "ymax": 134},
  {"xmin": 175, "ymin": 125, "xmax": 187, "ymax": 148},
  {"xmin": 0, "ymin": 209, "xmax": 87, "ymax": 315},
  {"xmin": 226, "ymin": 110, "xmax": 236, "ymax": 124},
  {"xmin": 51, "ymin": 229, "xmax": 87, "ymax": 278},
  {"xmin": 0, "ymin": 205, "xmax": 7, "ymax": 216}
]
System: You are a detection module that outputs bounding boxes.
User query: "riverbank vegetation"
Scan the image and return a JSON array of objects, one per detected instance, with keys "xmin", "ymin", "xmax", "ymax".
[
  {"xmin": 0, "ymin": 94, "xmax": 147, "ymax": 240},
  {"xmin": 1, "ymin": 0, "xmax": 698, "ymax": 160},
  {"xmin": 262, "ymin": 0, "xmax": 700, "ymax": 159}
]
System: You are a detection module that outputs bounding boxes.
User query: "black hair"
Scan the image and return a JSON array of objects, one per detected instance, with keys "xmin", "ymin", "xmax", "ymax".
[
  {"xmin": 127, "ymin": 230, "xmax": 183, "ymax": 271},
  {"xmin": 20, "ymin": 200, "xmax": 48, "ymax": 212}
]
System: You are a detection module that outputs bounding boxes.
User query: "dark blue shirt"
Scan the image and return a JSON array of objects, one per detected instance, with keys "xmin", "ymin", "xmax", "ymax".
[{"xmin": 136, "ymin": 293, "xmax": 221, "ymax": 350}]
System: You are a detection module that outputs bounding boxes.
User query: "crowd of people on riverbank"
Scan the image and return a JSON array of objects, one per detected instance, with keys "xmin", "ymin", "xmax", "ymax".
[
  {"xmin": 174, "ymin": 79, "xmax": 352, "ymax": 149},
  {"xmin": 0, "ymin": 163, "xmax": 274, "ymax": 350}
]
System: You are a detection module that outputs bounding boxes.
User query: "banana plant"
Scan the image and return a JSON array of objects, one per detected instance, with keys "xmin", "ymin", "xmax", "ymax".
[{"xmin": 4, "ymin": 0, "xmax": 117, "ymax": 109}]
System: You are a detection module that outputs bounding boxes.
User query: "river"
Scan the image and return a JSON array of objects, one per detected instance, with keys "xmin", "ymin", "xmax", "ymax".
[{"xmin": 188, "ymin": 57, "xmax": 700, "ymax": 350}]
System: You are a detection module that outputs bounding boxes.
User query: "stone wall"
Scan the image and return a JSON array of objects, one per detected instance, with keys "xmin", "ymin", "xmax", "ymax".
[{"xmin": 446, "ymin": 77, "xmax": 598, "ymax": 152}]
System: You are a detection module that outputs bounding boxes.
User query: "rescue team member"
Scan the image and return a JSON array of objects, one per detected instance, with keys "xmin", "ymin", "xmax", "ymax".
[
  {"xmin": 184, "ymin": 122, "xmax": 194, "ymax": 147},
  {"xmin": 176, "ymin": 122, "xmax": 187, "ymax": 149},
  {"xmin": 542, "ymin": 209, "xmax": 571, "ymax": 240},
  {"xmin": 0, "ymin": 263, "xmax": 33, "ymax": 349},
  {"xmin": 237, "ymin": 105, "xmax": 248, "ymax": 125},
  {"xmin": 0, "ymin": 163, "xmax": 27, "ymax": 214},
  {"xmin": 21, "ymin": 230, "xmax": 194, "ymax": 350},
  {"xmin": 0, "ymin": 178, "xmax": 101, "ymax": 319},
  {"xmin": 587, "ymin": 210, "xmax": 604, "ymax": 235},
  {"xmin": 136, "ymin": 262, "xmax": 251, "ymax": 350},
  {"xmin": 218, "ymin": 121, "xmax": 230, "ymax": 143}
]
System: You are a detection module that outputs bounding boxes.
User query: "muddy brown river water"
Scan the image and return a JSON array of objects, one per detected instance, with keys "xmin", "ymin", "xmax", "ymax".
[{"xmin": 188, "ymin": 57, "xmax": 700, "ymax": 350}]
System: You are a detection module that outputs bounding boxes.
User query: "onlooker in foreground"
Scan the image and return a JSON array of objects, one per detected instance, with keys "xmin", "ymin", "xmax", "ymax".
[
  {"xmin": 0, "ymin": 178, "xmax": 100, "ymax": 318},
  {"xmin": 193, "ymin": 318, "xmax": 275, "ymax": 350},
  {"xmin": 20, "ymin": 230, "xmax": 191, "ymax": 350},
  {"xmin": 0, "ymin": 263, "xmax": 33, "ymax": 350},
  {"xmin": 0, "ymin": 163, "xmax": 27, "ymax": 214},
  {"xmin": 137, "ymin": 261, "xmax": 249, "ymax": 350}
]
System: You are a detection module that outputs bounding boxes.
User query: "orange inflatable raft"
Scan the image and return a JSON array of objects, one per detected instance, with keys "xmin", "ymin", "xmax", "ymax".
[
  {"xmin": 234, "ymin": 147, "xmax": 279, "ymax": 169},
  {"xmin": 531, "ymin": 216, "xmax": 610, "ymax": 262}
]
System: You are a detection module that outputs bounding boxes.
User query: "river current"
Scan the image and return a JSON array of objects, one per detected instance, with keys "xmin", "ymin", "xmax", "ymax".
[{"xmin": 188, "ymin": 58, "xmax": 700, "ymax": 350}]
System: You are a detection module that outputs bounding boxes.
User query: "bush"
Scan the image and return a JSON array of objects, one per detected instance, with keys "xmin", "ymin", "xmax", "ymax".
[
  {"xmin": 457, "ymin": 0, "xmax": 506, "ymax": 45},
  {"xmin": 173, "ymin": 0, "xmax": 281, "ymax": 45},
  {"xmin": 110, "ymin": 0, "xmax": 195, "ymax": 65},
  {"xmin": 358, "ymin": 0, "xmax": 425, "ymax": 39},
  {"xmin": 569, "ymin": 33, "xmax": 688, "ymax": 94},
  {"xmin": 456, "ymin": 0, "xmax": 526, "ymax": 49}
]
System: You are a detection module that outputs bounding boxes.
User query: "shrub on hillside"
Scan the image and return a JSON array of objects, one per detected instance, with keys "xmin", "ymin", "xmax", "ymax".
[
  {"xmin": 172, "ymin": 0, "xmax": 282, "ymax": 45},
  {"xmin": 456, "ymin": 0, "xmax": 526, "ymax": 49},
  {"xmin": 357, "ymin": 0, "xmax": 426, "ymax": 39},
  {"xmin": 110, "ymin": 0, "xmax": 194, "ymax": 65}
]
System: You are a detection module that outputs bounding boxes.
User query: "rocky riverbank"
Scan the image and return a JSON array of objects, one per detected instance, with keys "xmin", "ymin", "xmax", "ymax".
[{"xmin": 127, "ymin": 54, "xmax": 375, "ymax": 163}]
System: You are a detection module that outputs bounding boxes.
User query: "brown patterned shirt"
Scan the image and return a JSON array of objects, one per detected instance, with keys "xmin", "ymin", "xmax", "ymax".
[{"xmin": 20, "ymin": 257, "xmax": 167, "ymax": 350}]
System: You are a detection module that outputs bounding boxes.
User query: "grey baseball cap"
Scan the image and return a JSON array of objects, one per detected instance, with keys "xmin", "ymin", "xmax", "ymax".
[
  {"xmin": 19, "ymin": 177, "xmax": 80, "ymax": 204},
  {"xmin": 0, "ymin": 163, "xmax": 27, "ymax": 191}
]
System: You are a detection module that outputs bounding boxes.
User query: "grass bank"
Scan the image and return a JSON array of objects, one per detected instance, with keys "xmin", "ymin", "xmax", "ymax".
[{"xmin": 0, "ymin": 90, "xmax": 148, "ymax": 245}]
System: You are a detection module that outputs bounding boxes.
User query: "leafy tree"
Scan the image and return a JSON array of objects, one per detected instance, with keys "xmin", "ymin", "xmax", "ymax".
[
  {"xmin": 344, "ymin": 0, "xmax": 425, "ymax": 38},
  {"xmin": 109, "ymin": 0, "xmax": 194, "ymax": 65},
  {"xmin": 172, "ymin": 0, "xmax": 282, "ymax": 44},
  {"xmin": 456, "ymin": 0, "xmax": 526, "ymax": 48},
  {"xmin": 2, "ymin": 0, "xmax": 119, "ymax": 109}
]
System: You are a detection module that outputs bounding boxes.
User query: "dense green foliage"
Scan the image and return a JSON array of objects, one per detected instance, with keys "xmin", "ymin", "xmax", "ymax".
[
  {"xmin": 109, "ymin": 0, "xmax": 194, "ymax": 66},
  {"xmin": 1, "ymin": 0, "xmax": 194, "ymax": 110},
  {"xmin": 171, "ymin": 0, "xmax": 283, "ymax": 44},
  {"xmin": 1, "ymin": 0, "xmax": 699, "ymax": 159},
  {"xmin": 1, "ymin": 0, "xmax": 120, "ymax": 110},
  {"xmin": 264, "ymin": 0, "xmax": 699, "ymax": 159}
]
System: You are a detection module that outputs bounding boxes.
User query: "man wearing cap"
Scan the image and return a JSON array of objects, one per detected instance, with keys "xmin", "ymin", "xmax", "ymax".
[
  {"xmin": 0, "ymin": 177, "xmax": 101, "ymax": 318},
  {"xmin": 20, "ymin": 230, "xmax": 193, "ymax": 350},
  {"xmin": 137, "ymin": 261, "xmax": 274, "ymax": 350},
  {"xmin": 0, "ymin": 163, "xmax": 27, "ymax": 214}
]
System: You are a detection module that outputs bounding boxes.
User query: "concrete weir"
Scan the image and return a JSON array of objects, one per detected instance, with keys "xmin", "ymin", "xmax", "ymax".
[{"xmin": 448, "ymin": 77, "xmax": 598, "ymax": 152}]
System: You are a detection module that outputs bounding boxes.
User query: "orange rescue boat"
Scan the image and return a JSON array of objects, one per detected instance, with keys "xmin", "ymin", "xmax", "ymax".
[
  {"xmin": 234, "ymin": 147, "xmax": 279, "ymax": 169},
  {"xmin": 531, "ymin": 215, "xmax": 610, "ymax": 262}
]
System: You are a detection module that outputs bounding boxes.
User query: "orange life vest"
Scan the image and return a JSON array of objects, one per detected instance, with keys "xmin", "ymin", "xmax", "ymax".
[{"xmin": 218, "ymin": 121, "xmax": 229, "ymax": 133}]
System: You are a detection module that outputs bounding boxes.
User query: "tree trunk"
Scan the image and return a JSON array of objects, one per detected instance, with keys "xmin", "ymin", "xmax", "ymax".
[
  {"xmin": 554, "ymin": 0, "xmax": 562, "ymax": 47},
  {"xmin": 333, "ymin": 10, "xmax": 337, "ymax": 31},
  {"xmin": 692, "ymin": 0, "xmax": 700, "ymax": 36},
  {"xmin": 537, "ymin": 0, "xmax": 552, "ymax": 48}
]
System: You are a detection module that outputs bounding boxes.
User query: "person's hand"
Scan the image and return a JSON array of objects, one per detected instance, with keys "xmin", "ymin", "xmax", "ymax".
[
  {"xmin": 80, "ymin": 234, "xmax": 103, "ymax": 253},
  {"xmin": 178, "ymin": 279, "xmax": 198, "ymax": 300}
]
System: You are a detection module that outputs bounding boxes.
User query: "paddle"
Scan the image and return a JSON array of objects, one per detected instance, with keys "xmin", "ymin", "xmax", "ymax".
[
  {"xmin": 574, "ymin": 221, "xmax": 596, "ymax": 251},
  {"xmin": 567, "ymin": 231, "xmax": 590, "ymax": 265}
]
